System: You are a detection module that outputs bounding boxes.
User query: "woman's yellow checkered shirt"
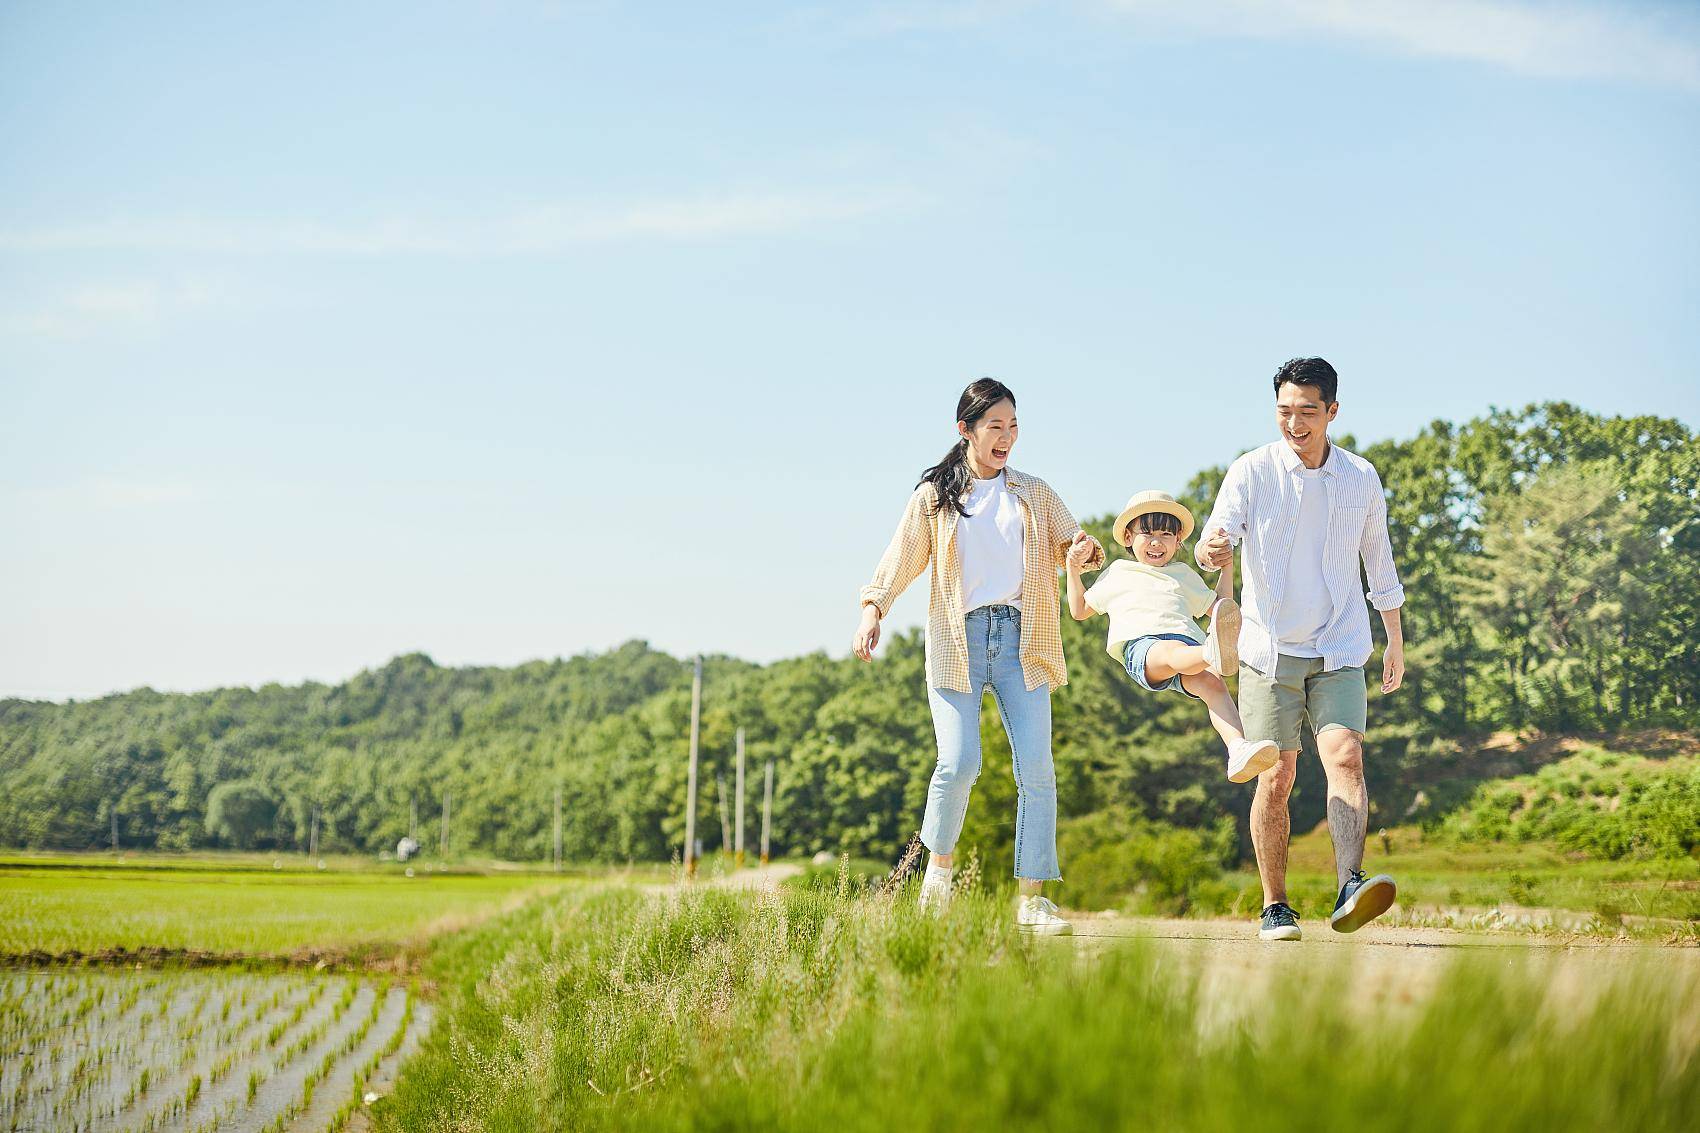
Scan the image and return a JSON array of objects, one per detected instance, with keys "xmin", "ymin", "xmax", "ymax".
[{"xmin": 859, "ymin": 467, "xmax": 1103, "ymax": 694}]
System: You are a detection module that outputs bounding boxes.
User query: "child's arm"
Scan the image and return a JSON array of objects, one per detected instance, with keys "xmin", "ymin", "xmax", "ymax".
[{"xmin": 1066, "ymin": 540, "xmax": 1096, "ymax": 621}]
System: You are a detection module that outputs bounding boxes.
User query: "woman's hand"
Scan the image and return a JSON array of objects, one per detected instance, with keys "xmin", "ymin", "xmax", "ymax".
[
  {"xmin": 1066, "ymin": 534, "xmax": 1096, "ymax": 571},
  {"xmin": 853, "ymin": 604, "xmax": 883, "ymax": 661}
]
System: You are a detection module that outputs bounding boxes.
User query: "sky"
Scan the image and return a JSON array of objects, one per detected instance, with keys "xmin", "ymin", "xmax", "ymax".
[{"xmin": 3, "ymin": 0, "xmax": 1697, "ymax": 700}]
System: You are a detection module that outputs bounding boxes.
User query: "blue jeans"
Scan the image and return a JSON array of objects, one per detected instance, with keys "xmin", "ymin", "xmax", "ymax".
[{"xmin": 921, "ymin": 605, "xmax": 1060, "ymax": 880}]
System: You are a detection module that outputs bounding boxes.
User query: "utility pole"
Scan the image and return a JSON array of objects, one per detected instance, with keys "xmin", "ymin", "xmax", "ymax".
[
  {"xmin": 553, "ymin": 784, "xmax": 563, "ymax": 873},
  {"xmin": 761, "ymin": 759, "xmax": 773, "ymax": 864},
  {"xmin": 410, "ymin": 797, "xmax": 418, "ymax": 842},
  {"xmin": 309, "ymin": 806, "xmax": 319, "ymax": 859},
  {"xmin": 441, "ymin": 793, "xmax": 450, "ymax": 859},
  {"xmin": 731, "ymin": 728, "xmax": 744, "ymax": 860},
  {"xmin": 684, "ymin": 655, "xmax": 701, "ymax": 877},
  {"xmin": 715, "ymin": 772, "xmax": 732, "ymax": 857},
  {"xmin": 110, "ymin": 805, "xmax": 119, "ymax": 855}
]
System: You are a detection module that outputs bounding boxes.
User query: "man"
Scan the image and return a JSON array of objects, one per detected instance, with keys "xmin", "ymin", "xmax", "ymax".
[{"xmin": 1197, "ymin": 357, "xmax": 1406, "ymax": 941}]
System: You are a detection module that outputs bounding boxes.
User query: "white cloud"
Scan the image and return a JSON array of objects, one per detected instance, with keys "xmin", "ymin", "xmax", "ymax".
[
  {"xmin": 0, "ymin": 279, "xmax": 230, "ymax": 338},
  {"xmin": 1099, "ymin": 0, "xmax": 1700, "ymax": 91},
  {"xmin": 0, "ymin": 187, "xmax": 922, "ymax": 256},
  {"xmin": 11, "ymin": 477, "xmax": 208, "ymax": 509}
]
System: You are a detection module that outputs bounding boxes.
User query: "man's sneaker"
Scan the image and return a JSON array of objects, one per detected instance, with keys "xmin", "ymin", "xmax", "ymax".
[
  {"xmin": 1203, "ymin": 598, "xmax": 1242, "ymax": 676},
  {"xmin": 1259, "ymin": 901, "xmax": 1302, "ymax": 941},
  {"xmin": 1329, "ymin": 870, "xmax": 1397, "ymax": 933},
  {"xmin": 1016, "ymin": 895, "xmax": 1072, "ymax": 936},
  {"xmin": 1226, "ymin": 738, "xmax": 1280, "ymax": 783},
  {"xmin": 917, "ymin": 867, "xmax": 953, "ymax": 915}
]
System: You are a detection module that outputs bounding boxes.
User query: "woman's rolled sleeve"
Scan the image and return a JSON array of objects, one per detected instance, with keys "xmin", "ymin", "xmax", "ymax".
[{"xmin": 859, "ymin": 486, "xmax": 934, "ymax": 617}]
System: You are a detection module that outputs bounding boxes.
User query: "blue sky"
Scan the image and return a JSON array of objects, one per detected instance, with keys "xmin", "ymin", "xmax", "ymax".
[{"xmin": 3, "ymin": 0, "xmax": 1697, "ymax": 699}]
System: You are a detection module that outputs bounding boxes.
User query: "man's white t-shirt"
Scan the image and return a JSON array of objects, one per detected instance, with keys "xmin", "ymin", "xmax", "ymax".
[
  {"xmin": 958, "ymin": 472, "xmax": 1025, "ymax": 612},
  {"xmin": 1271, "ymin": 466, "xmax": 1331, "ymax": 656}
]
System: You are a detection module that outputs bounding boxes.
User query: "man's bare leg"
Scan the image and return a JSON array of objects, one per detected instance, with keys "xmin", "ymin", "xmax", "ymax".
[
  {"xmin": 1316, "ymin": 727, "xmax": 1367, "ymax": 890},
  {"xmin": 1250, "ymin": 750, "xmax": 1299, "ymax": 906}
]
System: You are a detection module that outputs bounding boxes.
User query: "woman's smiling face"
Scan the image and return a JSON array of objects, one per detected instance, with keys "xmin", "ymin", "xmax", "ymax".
[{"xmin": 958, "ymin": 397, "xmax": 1017, "ymax": 475}]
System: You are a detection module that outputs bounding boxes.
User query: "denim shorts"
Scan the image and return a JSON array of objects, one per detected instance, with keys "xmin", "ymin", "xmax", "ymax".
[{"xmin": 1122, "ymin": 634, "xmax": 1204, "ymax": 699}]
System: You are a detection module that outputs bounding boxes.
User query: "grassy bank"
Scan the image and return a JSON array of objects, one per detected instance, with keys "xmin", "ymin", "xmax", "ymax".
[
  {"xmin": 0, "ymin": 857, "xmax": 586, "ymax": 961},
  {"xmin": 375, "ymin": 875, "xmax": 1699, "ymax": 1132}
]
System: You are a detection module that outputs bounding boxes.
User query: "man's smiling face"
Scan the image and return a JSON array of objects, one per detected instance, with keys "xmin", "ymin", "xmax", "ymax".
[{"xmin": 1275, "ymin": 382, "xmax": 1339, "ymax": 466}]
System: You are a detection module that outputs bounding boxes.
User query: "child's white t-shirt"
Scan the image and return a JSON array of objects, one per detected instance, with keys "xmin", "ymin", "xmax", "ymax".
[{"xmin": 1083, "ymin": 560, "xmax": 1217, "ymax": 660}]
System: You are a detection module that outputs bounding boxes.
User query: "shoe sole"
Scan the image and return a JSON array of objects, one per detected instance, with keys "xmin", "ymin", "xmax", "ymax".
[
  {"xmin": 1329, "ymin": 875, "xmax": 1397, "ymax": 933},
  {"xmin": 1212, "ymin": 600, "xmax": 1241, "ymax": 675},
  {"xmin": 1017, "ymin": 922, "xmax": 1073, "ymax": 937},
  {"xmin": 1259, "ymin": 924, "xmax": 1302, "ymax": 941},
  {"xmin": 1227, "ymin": 739, "xmax": 1281, "ymax": 784}
]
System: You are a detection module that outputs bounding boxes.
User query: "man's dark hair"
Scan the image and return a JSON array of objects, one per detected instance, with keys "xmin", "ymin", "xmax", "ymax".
[{"xmin": 1272, "ymin": 357, "xmax": 1338, "ymax": 404}]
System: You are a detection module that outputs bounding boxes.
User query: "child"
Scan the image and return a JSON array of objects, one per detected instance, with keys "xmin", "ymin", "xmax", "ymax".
[{"xmin": 1066, "ymin": 490, "xmax": 1281, "ymax": 783}]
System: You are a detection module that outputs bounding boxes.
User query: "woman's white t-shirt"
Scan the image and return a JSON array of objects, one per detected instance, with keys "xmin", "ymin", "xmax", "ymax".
[{"xmin": 957, "ymin": 472, "xmax": 1025, "ymax": 612}]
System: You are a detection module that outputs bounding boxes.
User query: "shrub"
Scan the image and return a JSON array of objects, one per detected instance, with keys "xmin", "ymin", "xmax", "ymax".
[{"xmin": 1056, "ymin": 809, "xmax": 1236, "ymax": 914}]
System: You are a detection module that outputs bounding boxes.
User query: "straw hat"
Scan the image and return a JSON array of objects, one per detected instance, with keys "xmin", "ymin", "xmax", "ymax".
[{"xmin": 1111, "ymin": 489, "xmax": 1195, "ymax": 547}]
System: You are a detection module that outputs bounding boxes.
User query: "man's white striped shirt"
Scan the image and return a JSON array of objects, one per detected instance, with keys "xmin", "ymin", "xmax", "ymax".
[{"xmin": 1198, "ymin": 440, "xmax": 1404, "ymax": 675}]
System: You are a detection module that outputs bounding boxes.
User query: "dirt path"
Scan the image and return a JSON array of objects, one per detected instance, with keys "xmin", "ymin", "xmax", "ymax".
[{"xmin": 1065, "ymin": 913, "xmax": 1700, "ymax": 1031}]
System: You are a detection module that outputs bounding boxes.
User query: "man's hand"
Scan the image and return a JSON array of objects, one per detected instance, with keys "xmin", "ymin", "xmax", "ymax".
[
  {"xmin": 1198, "ymin": 526, "xmax": 1233, "ymax": 571},
  {"xmin": 1381, "ymin": 639, "xmax": 1405, "ymax": 694},
  {"xmin": 1066, "ymin": 534, "xmax": 1096, "ymax": 571},
  {"xmin": 852, "ymin": 605, "xmax": 882, "ymax": 662}
]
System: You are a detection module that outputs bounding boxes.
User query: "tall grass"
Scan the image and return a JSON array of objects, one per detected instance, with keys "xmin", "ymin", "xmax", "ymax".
[{"xmin": 378, "ymin": 873, "xmax": 1699, "ymax": 1132}]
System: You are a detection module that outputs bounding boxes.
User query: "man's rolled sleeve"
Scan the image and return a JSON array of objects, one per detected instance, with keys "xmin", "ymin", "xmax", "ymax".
[
  {"xmin": 1360, "ymin": 477, "xmax": 1405, "ymax": 611},
  {"xmin": 1197, "ymin": 457, "xmax": 1250, "ymax": 571}
]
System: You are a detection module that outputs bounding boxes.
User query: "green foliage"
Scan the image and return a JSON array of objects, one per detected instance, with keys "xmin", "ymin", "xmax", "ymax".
[
  {"xmin": 1057, "ymin": 809, "xmax": 1236, "ymax": 914},
  {"xmin": 1, "ymin": 403, "xmax": 1696, "ymax": 888},
  {"xmin": 1438, "ymin": 749, "xmax": 1700, "ymax": 861},
  {"xmin": 204, "ymin": 779, "xmax": 278, "ymax": 849}
]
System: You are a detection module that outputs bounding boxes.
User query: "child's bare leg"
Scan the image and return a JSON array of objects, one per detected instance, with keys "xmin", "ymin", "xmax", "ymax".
[
  {"xmin": 1142, "ymin": 640, "xmax": 1209, "ymax": 684},
  {"xmin": 1179, "ymin": 671, "xmax": 1246, "ymax": 748}
]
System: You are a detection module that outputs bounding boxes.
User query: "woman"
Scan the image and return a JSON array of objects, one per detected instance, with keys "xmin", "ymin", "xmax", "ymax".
[{"xmin": 853, "ymin": 379, "xmax": 1102, "ymax": 934}]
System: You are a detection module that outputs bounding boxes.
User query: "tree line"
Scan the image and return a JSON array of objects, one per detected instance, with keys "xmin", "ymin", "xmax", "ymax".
[{"xmin": 2, "ymin": 402, "xmax": 1694, "ymax": 865}]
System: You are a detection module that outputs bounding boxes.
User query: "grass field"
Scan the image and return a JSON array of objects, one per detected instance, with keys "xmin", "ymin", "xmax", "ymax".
[
  {"xmin": 372, "ymin": 873, "xmax": 1700, "ymax": 1133},
  {"xmin": 0, "ymin": 856, "xmax": 592, "ymax": 962},
  {"xmin": 3, "ymin": 848, "xmax": 1697, "ymax": 1132}
]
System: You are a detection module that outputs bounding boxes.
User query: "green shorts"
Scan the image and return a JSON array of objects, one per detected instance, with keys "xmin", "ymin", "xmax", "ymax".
[{"xmin": 1238, "ymin": 655, "xmax": 1368, "ymax": 751}]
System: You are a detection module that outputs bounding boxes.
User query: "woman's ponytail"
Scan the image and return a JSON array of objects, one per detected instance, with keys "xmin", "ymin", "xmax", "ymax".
[{"xmin": 917, "ymin": 378, "xmax": 1016, "ymax": 518}]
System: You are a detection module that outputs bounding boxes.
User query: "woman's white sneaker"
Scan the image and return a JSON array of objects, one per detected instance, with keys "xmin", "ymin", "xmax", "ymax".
[
  {"xmin": 1226, "ymin": 738, "xmax": 1281, "ymax": 783},
  {"xmin": 917, "ymin": 865, "xmax": 953, "ymax": 915},
  {"xmin": 1016, "ymin": 895, "xmax": 1072, "ymax": 936}
]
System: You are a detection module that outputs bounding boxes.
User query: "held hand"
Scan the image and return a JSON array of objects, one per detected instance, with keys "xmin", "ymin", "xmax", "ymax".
[
  {"xmin": 1381, "ymin": 640, "xmax": 1405, "ymax": 694},
  {"xmin": 1199, "ymin": 527, "xmax": 1232, "ymax": 570},
  {"xmin": 1066, "ymin": 534, "xmax": 1095, "ymax": 570},
  {"xmin": 853, "ymin": 605, "xmax": 882, "ymax": 662}
]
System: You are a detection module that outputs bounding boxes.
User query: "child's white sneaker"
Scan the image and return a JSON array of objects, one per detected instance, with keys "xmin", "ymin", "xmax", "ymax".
[
  {"xmin": 1204, "ymin": 598, "xmax": 1242, "ymax": 676},
  {"xmin": 1015, "ymin": 894, "xmax": 1072, "ymax": 936},
  {"xmin": 1227, "ymin": 738, "xmax": 1281, "ymax": 783},
  {"xmin": 917, "ymin": 864, "xmax": 953, "ymax": 914}
]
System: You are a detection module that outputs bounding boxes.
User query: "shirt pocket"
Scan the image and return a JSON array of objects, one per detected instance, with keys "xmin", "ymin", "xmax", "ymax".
[{"xmin": 1328, "ymin": 505, "xmax": 1366, "ymax": 558}]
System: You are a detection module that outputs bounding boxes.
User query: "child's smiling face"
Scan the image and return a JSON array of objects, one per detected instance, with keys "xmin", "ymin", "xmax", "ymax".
[{"xmin": 1125, "ymin": 526, "xmax": 1180, "ymax": 567}]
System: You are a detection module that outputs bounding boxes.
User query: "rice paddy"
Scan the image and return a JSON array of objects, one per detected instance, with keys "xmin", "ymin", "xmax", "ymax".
[
  {"xmin": 0, "ymin": 860, "xmax": 576, "ymax": 962},
  {"xmin": 0, "ymin": 967, "xmax": 428, "ymax": 1133}
]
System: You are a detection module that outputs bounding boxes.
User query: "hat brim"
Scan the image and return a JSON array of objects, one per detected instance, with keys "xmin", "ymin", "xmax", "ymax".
[{"xmin": 1113, "ymin": 500, "xmax": 1195, "ymax": 547}]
